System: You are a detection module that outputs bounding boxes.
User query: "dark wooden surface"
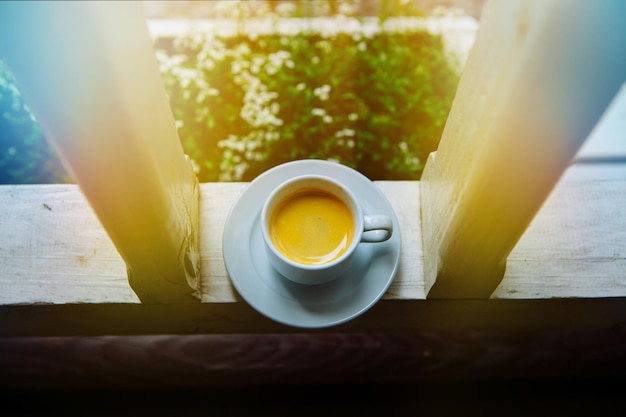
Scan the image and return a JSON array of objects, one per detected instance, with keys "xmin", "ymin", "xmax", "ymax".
[
  {"xmin": 3, "ymin": 330, "xmax": 626, "ymax": 391},
  {"xmin": 3, "ymin": 298, "xmax": 626, "ymax": 401},
  {"xmin": 2, "ymin": 330, "xmax": 626, "ymax": 391},
  {"xmin": 3, "ymin": 298, "xmax": 626, "ymax": 337},
  {"xmin": 3, "ymin": 300, "xmax": 626, "ymax": 415},
  {"xmin": 1, "ymin": 331, "xmax": 626, "ymax": 416}
]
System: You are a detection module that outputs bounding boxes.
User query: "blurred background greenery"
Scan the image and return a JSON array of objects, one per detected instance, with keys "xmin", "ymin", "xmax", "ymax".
[
  {"xmin": 1, "ymin": 0, "xmax": 479, "ymax": 184},
  {"xmin": 0, "ymin": 61, "xmax": 68, "ymax": 184}
]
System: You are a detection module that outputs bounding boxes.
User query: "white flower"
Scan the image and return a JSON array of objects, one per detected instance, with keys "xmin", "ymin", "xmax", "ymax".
[
  {"xmin": 264, "ymin": 131, "xmax": 280, "ymax": 142},
  {"xmin": 275, "ymin": 2, "xmax": 296, "ymax": 17},
  {"xmin": 313, "ymin": 84, "xmax": 331, "ymax": 101},
  {"xmin": 235, "ymin": 43, "xmax": 251, "ymax": 56},
  {"xmin": 311, "ymin": 108, "xmax": 326, "ymax": 117},
  {"xmin": 315, "ymin": 40, "xmax": 332, "ymax": 53},
  {"xmin": 336, "ymin": 128, "xmax": 356, "ymax": 137}
]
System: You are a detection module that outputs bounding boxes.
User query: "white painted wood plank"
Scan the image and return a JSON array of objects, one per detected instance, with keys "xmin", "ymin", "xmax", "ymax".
[
  {"xmin": 199, "ymin": 183, "xmax": 247, "ymax": 304},
  {"xmin": 375, "ymin": 182, "xmax": 425, "ymax": 300},
  {"xmin": 1, "ymin": 181, "xmax": 625, "ymax": 304},
  {"xmin": 497, "ymin": 180, "xmax": 626, "ymax": 298},
  {"xmin": 0, "ymin": 185, "xmax": 135, "ymax": 304}
]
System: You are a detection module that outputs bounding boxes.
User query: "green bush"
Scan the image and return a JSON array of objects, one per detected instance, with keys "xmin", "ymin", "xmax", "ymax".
[
  {"xmin": 1, "ymin": 22, "xmax": 460, "ymax": 184},
  {"xmin": 157, "ymin": 26, "xmax": 460, "ymax": 181},
  {"xmin": 0, "ymin": 60, "xmax": 68, "ymax": 184}
]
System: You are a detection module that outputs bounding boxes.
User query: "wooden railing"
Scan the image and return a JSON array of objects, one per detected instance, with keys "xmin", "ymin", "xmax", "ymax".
[
  {"xmin": 1, "ymin": 0, "xmax": 626, "ymax": 389},
  {"xmin": 0, "ymin": 1, "xmax": 199, "ymax": 303}
]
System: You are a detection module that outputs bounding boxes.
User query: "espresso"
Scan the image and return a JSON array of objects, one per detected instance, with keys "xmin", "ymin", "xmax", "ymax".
[{"xmin": 269, "ymin": 188, "xmax": 354, "ymax": 265}]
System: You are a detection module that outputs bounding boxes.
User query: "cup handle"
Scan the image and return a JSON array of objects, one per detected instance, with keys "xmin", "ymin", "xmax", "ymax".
[{"xmin": 362, "ymin": 215, "xmax": 393, "ymax": 243}]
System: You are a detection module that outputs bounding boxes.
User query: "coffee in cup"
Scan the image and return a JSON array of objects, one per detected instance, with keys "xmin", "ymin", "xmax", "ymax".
[
  {"xmin": 269, "ymin": 187, "xmax": 354, "ymax": 265},
  {"xmin": 261, "ymin": 175, "xmax": 393, "ymax": 285}
]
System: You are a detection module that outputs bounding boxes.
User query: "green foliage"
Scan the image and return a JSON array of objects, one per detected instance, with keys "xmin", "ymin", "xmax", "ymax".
[
  {"xmin": 0, "ymin": 21, "xmax": 460, "ymax": 184},
  {"xmin": 0, "ymin": 60, "xmax": 68, "ymax": 184},
  {"xmin": 158, "ymin": 26, "xmax": 460, "ymax": 181}
]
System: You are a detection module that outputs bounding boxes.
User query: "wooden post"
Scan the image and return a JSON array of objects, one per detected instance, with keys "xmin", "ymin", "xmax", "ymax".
[
  {"xmin": 0, "ymin": 2, "xmax": 199, "ymax": 302},
  {"xmin": 421, "ymin": 0, "xmax": 626, "ymax": 298}
]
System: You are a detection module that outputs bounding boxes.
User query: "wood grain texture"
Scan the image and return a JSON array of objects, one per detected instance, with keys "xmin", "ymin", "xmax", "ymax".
[
  {"xmin": 420, "ymin": 0, "xmax": 626, "ymax": 298},
  {"xmin": 199, "ymin": 183, "xmax": 247, "ymax": 303},
  {"xmin": 1, "ymin": 179, "xmax": 626, "ymax": 306},
  {"xmin": 3, "ymin": 329, "xmax": 626, "ymax": 390},
  {"xmin": 0, "ymin": 2, "xmax": 200, "ymax": 303},
  {"xmin": 0, "ymin": 185, "xmax": 136, "ymax": 304},
  {"xmin": 497, "ymin": 180, "xmax": 626, "ymax": 298}
]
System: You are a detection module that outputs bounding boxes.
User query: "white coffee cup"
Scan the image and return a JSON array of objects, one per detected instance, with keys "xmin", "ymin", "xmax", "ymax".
[{"xmin": 261, "ymin": 175, "xmax": 393, "ymax": 285}]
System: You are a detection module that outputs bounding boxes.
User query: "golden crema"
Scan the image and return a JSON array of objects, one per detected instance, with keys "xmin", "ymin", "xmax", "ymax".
[{"xmin": 269, "ymin": 188, "xmax": 354, "ymax": 265}]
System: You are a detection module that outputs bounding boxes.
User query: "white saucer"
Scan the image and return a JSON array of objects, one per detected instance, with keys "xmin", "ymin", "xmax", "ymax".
[{"xmin": 222, "ymin": 160, "xmax": 401, "ymax": 328}]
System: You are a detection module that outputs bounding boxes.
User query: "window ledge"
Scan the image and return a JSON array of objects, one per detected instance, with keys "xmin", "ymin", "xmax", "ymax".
[{"xmin": 1, "ymin": 178, "xmax": 625, "ymax": 306}]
